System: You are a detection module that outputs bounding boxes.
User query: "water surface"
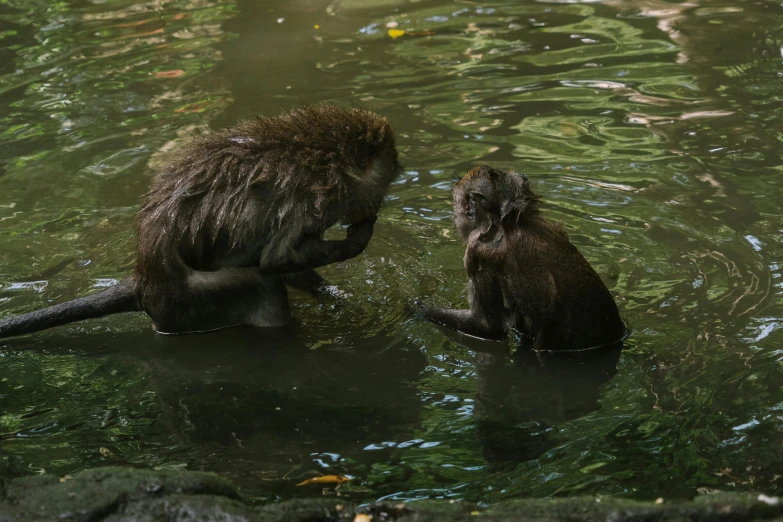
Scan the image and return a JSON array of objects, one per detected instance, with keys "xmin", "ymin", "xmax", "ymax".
[{"xmin": 1, "ymin": 0, "xmax": 783, "ymax": 504}]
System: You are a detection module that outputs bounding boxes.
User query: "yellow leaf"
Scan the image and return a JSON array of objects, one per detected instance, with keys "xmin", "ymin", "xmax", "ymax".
[
  {"xmin": 296, "ymin": 475, "xmax": 350, "ymax": 486},
  {"xmin": 388, "ymin": 29, "xmax": 405, "ymax": 39}
]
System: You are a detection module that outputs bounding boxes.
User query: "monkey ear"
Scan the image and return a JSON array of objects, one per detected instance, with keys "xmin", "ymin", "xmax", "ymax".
[
  {"xmin": 501, "ymin": 194, "xmax": 541, "ymax": 223},
  {"xmin": 500, "ymin": 199, "xmax": 526, "ymax": 223}
]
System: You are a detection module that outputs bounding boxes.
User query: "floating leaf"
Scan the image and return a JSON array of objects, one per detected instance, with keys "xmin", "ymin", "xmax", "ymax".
[
  {"xmin": 388, "ymin": 29, "xmax": 405, "ymax": 39},
  {"xmin": 296, "ymin": 475, "xmax": 350, "ymax": 486},
  {"xmin": 153, "ymin": 70, "xmax": 186, "ymax": 79}
]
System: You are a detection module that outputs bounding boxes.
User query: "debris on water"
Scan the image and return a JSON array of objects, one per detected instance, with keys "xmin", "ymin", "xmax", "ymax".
[
  {"xmin": 387, "ymin": 27, "xmax": 436, "ymax": 39},
  {"xmin": 579, "ymin": 461, "xmax": 607, "ymax": 473},
  {"xmin": 153, "ymin": 70, "xmax": 185, "ymax": 79}
]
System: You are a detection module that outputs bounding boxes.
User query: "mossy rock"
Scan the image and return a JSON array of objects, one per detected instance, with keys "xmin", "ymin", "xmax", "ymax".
[{"xmin": 2, "ymin": 467, "xmax": 783, "ymax": 521}]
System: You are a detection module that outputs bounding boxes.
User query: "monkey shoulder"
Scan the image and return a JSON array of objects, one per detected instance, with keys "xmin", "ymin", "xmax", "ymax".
[
  {"xmin": 502, "ymin": 225, "xmax": 590, "ymax": 294},
  {"xmin": 543, "ymin": 238, "xmax": 619, "ymax": 314}
]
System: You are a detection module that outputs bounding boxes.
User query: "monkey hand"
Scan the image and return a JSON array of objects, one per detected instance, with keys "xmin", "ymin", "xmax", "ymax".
[
  {"xmin": 343, "ymin": 215, "xmax": 377, "ymax": 258},
  {"xmin": 410, "ymin": 299, "xmax": 430, "ymax": 317}
]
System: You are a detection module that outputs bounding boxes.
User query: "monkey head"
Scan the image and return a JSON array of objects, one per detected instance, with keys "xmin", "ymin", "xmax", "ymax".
[
  {"xmin": 342, "ymin": 110, "xmax": 402, "ymax": 225},
  {"xmin": 452, "ymin": 165, "xmax": 540, "ymax": 241}
]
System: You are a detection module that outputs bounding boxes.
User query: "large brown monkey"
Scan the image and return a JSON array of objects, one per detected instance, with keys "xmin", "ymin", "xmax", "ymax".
[
  {"xmin": 418, "ymin": 165, "xmax": 626, "ymax": 351},
  {"xmin": 0, "ymin": 104, "xmax": 400, "ymax": 337}
]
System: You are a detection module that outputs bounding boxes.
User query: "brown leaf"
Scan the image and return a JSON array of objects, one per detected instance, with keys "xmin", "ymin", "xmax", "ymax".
[{"xmin": 153, "ymin": 70, "xmax": 186, "ymax": 79}]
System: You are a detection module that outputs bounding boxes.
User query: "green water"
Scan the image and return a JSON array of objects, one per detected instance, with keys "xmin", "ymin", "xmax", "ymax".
[{"xmin": 1, "ymin": 0, "xmax": 783, "ymax": 505}]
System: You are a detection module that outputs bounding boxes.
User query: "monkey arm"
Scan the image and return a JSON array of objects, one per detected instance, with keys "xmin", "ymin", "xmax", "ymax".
[
  {"xmin": 419, "ymin": 270, "xmax": 507, "ymax": 341},
  {"xmin": 259, "ymin": 217, "xmax": 376, "ymax": 274},
  {"xmin": 280, "ymin": 270, "xmax": 328, "ymax": 295},
  {"xmin": 419, "ymin": 307, "xmax": 506, "ymax": 340}
]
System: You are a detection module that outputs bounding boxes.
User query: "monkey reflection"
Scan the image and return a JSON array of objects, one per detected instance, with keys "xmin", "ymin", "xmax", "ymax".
[
  {"xmin": 418, "ymin": 165, "xmax": 626, "ymax": 351},
  {"xmin": 431, "ymin": 327, "xmax": 622, "ymax": 464},
  {"xmin": 474, "ymin": 344, "xmax": 621, "ymax": 464},
  {"xmin": 0, "ymin": 325, "xmax": 426, "ymax": 490},
  {"xmin": 0, "ymin": 104, "xmax": 400, "ymax": 338}
]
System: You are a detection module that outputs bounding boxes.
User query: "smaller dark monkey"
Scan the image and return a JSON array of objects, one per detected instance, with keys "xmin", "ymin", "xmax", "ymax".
[
  {"xmin": 418, "ymin": 165, "xmax": 626, "ymax": 351},
  {"xmin": 0, "ymin": 104, "xmax": 400, "ymax": 338}
]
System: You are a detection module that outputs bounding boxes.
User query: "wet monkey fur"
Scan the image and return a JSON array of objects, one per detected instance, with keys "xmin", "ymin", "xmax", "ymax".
[
  {"xmin": 418, "ymin": 165, "xmax": 626, "ymax": 351},
  {"xmin": 0, "ymin": 105, "xmax": 401, "ymax": 337}
]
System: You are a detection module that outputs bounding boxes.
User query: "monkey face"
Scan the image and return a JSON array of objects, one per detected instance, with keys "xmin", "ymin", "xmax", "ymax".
[
  {"xmin": 342, "ymin": 175, "xmax": 390, "ymax": 225},
  {"xmin": 452, "ymin": 186, "xmax": 477, "ymax": 241},
  {"xmin": 452, "ymin": 166, "xmax": 498, "ymax": 241}
]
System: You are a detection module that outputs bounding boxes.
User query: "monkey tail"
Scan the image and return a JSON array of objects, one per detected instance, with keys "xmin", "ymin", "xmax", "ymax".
[{"xmin": 0, "ymin": 277, "xmax": 141, "ymax": 339}]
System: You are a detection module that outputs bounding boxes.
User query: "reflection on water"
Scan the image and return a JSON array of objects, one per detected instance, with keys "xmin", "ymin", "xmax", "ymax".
[
  {"xmin": 2, "ymin": 0, "xmax": 783, "ymax": 505},
  {"xmin": 437, "ymin": 333, "xmax": 623, "ymax": 467}
]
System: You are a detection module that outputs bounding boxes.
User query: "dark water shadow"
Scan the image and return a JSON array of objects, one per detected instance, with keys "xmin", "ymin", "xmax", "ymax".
[
  {"xmin": 149, "ymin": 325, "xmax": 427, "ymax": 495},
  {"xmin": 146, "ymin": 325, "xmax": 426, "ymax": 441}
]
